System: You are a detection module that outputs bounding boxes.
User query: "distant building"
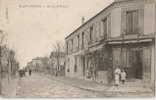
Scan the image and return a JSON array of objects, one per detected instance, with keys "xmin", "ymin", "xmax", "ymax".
[
  {"xmin": 32, "ymin": 57, "xmax": 43, "ymax": 66},
  {"xmin": 29, "ymin": 57, "xmax": 50, "ymax": 72},
  {"xmin": 65, "ymin": 0, "xmax": 155, "ymax": 88}
]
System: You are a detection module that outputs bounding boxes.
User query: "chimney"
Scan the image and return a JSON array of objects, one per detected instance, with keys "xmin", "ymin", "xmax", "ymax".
[{"xmin": 81, "ymin": 17, "xmax": 85, "ymax": 24}]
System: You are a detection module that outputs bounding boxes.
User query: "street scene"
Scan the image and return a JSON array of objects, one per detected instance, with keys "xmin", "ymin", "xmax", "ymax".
[
  {"xmin": 2, "ymin": 73, "xmax": 154, "ymax": 98},
  {"xmin": 0, "ymin": 0, "xmax": 156, "ymax": 98},
  {"xmin": 16, "ymin": 73, "xmax": 102, "ymax": 98}
]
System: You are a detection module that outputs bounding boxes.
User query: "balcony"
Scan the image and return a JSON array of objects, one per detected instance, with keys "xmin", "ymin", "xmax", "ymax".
[
  {"xmin": 106, "ymin": 33, "xmax": 155, "ymax": 45},
  {"xmin": 88, "ymin": 40, "xmax": 101, "ymax": 48}
]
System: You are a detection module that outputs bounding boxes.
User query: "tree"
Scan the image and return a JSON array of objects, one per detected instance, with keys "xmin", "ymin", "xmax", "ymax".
[
  {"xmin": 41, "ymin": 57, "xmax": 50, "ymax": 73},
  {"xmin": 51, "ymin": 41, "xmax": 65, "ymax": 76},
  {"xmin": 8, "ymin": 50, "xmax": 15, "ymax": 76},
  {"xmin": 0, "ymin": 30, "xmax": 6, "ymax": 94}
]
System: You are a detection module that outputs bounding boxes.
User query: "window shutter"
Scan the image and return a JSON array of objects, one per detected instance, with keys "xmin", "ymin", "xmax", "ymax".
[
  {"xmin": 121, "ymin": 8, "xmax": 126, "ymax": 34},
  {"xmin": 108, "ymin": 14, "xmax": 111, "ymax": 38},
  {"xmin": 138, "ymin": 8, "xmax": 144, "ymax": 34},
  {"xmin": 133, "ymin": 10, "xmax": 139, "ymax": 33}
]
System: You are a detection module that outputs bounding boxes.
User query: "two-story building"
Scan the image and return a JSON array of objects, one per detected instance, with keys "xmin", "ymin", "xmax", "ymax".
[{"xmin": 65, "ymin": 0, "xmax": 155, "ymax": 87}]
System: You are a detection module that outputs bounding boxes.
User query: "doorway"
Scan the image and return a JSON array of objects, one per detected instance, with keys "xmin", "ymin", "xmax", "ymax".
[
  {"xmin": 82, "ymin": 56, "xmax": 85, "ymax": 77},
  {"xmin": 127, "ymin": 48, "xmax": 143, "ymax": 79}
]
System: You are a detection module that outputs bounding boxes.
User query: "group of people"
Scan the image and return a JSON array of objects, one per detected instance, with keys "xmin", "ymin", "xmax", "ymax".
[
  {"xmin": 114, "ymin": 67, "xmax": 127, "ymax": 86},
  {"xmin": 86, "ymin": 65, "xmax": 127, "ymax": 86},
  {"xmin": 19, "ymin": 69, "xmax": 32, "ymax": 78}
]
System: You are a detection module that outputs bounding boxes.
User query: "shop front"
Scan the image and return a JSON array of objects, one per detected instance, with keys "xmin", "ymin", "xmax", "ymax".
[
  {"xmin": 82, "ymin": 44, "xmax": 113, "ymax": 84},
  {"xmin": 108, "ymin": 37, "xmax": 155, "ymax": 87}
]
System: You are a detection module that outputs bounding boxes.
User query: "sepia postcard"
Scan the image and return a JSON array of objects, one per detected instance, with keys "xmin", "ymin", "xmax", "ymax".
[{"xmin": 0, "ymin": 0, "xmax": 155, "ymax": 99}]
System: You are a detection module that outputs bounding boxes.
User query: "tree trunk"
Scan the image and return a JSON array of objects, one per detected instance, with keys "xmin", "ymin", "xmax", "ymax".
[
  {"xmin": 0, "ymin": 64, "xmax": 2, "ymax": 94},
  {"xmin": 0, "ymin": 46, "xmax": 2, "ymax": 94},
  {"xmin": 8, "ymin": 59, "xmax": 11, "ymax": 83}
]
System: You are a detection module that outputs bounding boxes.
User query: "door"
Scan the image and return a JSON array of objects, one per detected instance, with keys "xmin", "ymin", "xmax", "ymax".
[
  {"xmin": 135, "ymin": 50, "xmax": 143, "ymax": 79},
  {"xmin": 82, "ymin": 56, "xmax": 85, "ymax": 76},
  {"xmin": 127, "ymin": 48, "xmax": 143, "ymax": 79}
]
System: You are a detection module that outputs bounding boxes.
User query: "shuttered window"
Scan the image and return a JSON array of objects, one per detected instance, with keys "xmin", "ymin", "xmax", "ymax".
[
  {"xmin": 102, "ymin": 18, "xmax": 107, "ymax": 38},
  {"xmin": 74, "ymin": 56, "xmax": 77, "ymax": 72},
  {"xmin": 82, "ymin": 32, "xmax": 84, "ymax": 49},
  {"xmin": 71, "ymin": 39, "xmax": 73, "ymax": 52},
  {"xmin": 77, "ymin": 35, "xmax": 79, "ymax": 50},
  {"xmin": 126, "ymin": 10, "xmax": 139, "ymax": 34},
  {"xmin": 66, "ymin": 42, "xmax": 69, "ymax": 54},
  {"xmin": 90, "ymin": 26, "xmax": 93, "ymax": 41}
]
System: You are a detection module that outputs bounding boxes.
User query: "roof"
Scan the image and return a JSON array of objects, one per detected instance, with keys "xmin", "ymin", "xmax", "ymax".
[
  {"xmin": 32, "ymin": 57, "xmax": 42, "ymax": 61},
  {"xmin": 65, "ymin": 1, "xmax": 116, "ymax": 40},
  {"xmin": 65, "ymin": 0, "xmax": 147, "ymax": 40},
  {"xmin": 50, "ymin": 51, "xmax": 65, "ymax": 58},
  {"xmin": 32, "ymin": 57, "xmax": 49, "ymax": 61}
]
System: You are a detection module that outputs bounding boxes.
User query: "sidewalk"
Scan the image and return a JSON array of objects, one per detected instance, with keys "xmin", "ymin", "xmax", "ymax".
[
  {"xmin": 51, "ymin": 76, "xmax": 109, "ymax": 92},
  {"xmin": 1, "ymin": 77, "xmax": 19, "ymax": 98},
  {"xmin": 46, "ymin": 74, "xmax": 153, "ymax": 95}
]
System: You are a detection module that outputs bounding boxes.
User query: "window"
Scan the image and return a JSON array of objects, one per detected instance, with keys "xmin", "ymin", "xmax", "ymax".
[
  {"xmin": 77, "ymin": 35, "xmax": 80, "ymax": 50},
  {"xmin": 66, "ymin": 42, "xmax": 68, "ymax": 54},
  {"xmin": 82, "ymin": 32, "xmax": 84, "ymax": 49},
  {"xmin": 102, "ymin": 18, "xmax": 107, "ymax": 38},
  {"xmin": 67, "ymin": 58, "xmax": 70, "ymax": 72},
  {"xmin": 67, "ymin": 68, "xmax": 70, "ymax": 72},
  {"xmin": 71, "ymin": 39, "xmax": 73, "ymax": 52},
  {"xmin": 74, "ymin": 65, "xmax": 77, "ymax": 72},
  {"xmin": 90, "ymin": 26, "xmax": 93, "ymax": 41},
  {"xmin": 74, "ymin": 57, "xmax": 77, "ymax": 72},
  {"xmin": 126, "ymin": 10, "xmax": 139, "ymax": 34}
]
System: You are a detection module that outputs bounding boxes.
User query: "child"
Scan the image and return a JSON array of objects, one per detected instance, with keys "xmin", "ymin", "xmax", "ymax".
[
  {"xmin": 120, "ymin": 69, "xmax": 127, "ymax": 84},
  {"xmin": 114, "ymin": 67, "xmax": 121, "ymax": 86}
]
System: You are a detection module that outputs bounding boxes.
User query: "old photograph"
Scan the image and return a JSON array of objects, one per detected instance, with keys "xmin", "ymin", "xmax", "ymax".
[{"xmin": 0, "ymin": 0, "xmax": 155, "ymax": 98}]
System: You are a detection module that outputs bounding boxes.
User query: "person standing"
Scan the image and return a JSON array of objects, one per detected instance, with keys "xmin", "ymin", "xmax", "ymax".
[
  {"xmin": 29, "ymin": 69, "xmax": 32, "ymax": 76},
  {"xmin": 114, "ymin": 67, "xmax": 121, "ymax": 86},
  {"xmin": 107, "ymin": 68, "xmax": 113, "ymax": 84},
  {"xmin": 120, "ymin": 69, "xmax": 127, "ymax": 84},
  {"xmin": 19, "ymin": 70, "xmax": 22, "ymax": 78},
  {"xmin": 90, "ymin": 64, "xmax": 94, "ymax": 80}
]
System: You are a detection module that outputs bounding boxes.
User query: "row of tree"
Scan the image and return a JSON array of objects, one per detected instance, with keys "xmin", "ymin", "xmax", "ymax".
[
  {"xmin": 50, "ymin": 41, "xmax": 65, "ymax": 76},
  {"xmin": 0, "ymin": 31, "xmax": 19, "ymax": 95}
]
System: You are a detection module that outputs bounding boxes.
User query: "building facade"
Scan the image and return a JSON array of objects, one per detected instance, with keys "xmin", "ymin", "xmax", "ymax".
[
  {"xmin": 28, "ymin": 57, "xmax": 50, "ymax": 73},
  {"xmin": 65, "ymin": 0, "xmax": 155, "ymax": 87}
]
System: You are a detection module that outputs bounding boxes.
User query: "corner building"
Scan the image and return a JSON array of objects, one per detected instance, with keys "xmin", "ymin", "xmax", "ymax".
[{"xmin": 65, "ymin": 0, "xmax": 156, "ymax": 88}]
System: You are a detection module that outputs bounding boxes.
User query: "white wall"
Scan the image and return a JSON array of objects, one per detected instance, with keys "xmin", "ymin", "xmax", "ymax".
[
  {"xmin": 151, "ymin": 44, "xmax": 155, "ymax": 88},
  {"xmin": 144, "ymin": 3, "xmax": 156, "ymax": 34},
  {"xmin": 111, "ymin": 8, "xmax": 122, "ymax": 37}
]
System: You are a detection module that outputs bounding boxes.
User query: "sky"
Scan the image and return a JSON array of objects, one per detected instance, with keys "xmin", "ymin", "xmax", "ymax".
[{"xmin": 0, "ymin": 0, "xmax": 114, "ymax": 67}]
